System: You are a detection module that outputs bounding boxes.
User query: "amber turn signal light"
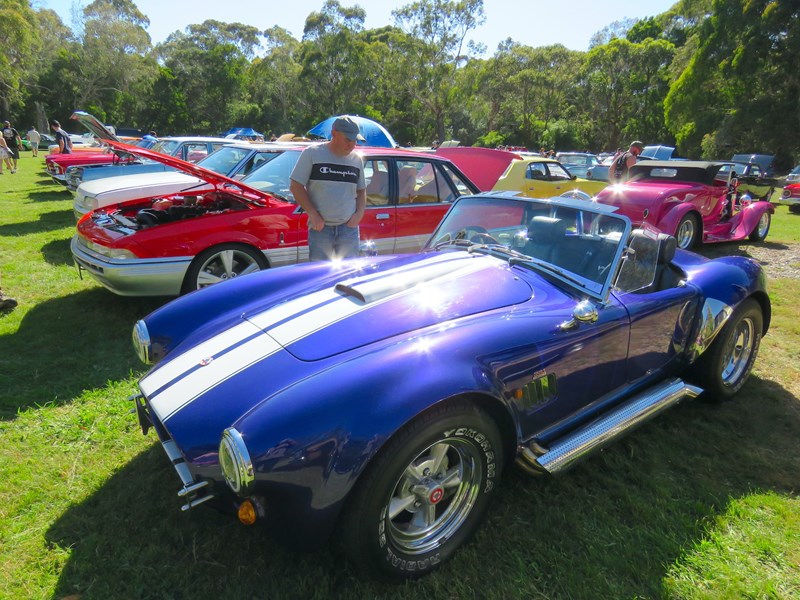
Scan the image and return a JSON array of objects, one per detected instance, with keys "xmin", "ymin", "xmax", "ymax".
[{"xmin": 237, "ymin": 499, "xmax": 258, "ymax": 525}]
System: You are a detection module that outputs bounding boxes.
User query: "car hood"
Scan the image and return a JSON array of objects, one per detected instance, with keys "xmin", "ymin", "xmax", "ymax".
[
  {"xmin": 245, "ymin": 252, "xmax": 533, "ymax": 361},
  {"xmin": 102, "ymin": 139, "xmax": 275, "ymax": 204},
  {"xmin": 71, "ymin": 111, "xmax": 122, "ymax": 143}
]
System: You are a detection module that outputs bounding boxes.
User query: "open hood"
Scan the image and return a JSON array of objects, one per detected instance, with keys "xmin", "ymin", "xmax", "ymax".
[
  {"xmin": 70, "ymin": 111, "xmax": 122, "ymax": 143},
  {"xmin": 101, "ymin": 139, "xmax": 280, "ymax": 205}
]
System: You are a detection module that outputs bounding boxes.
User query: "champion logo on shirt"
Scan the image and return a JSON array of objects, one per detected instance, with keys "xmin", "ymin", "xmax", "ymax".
[{"xmin": 311, "ymin": 163, "xmax": 360, "ymax": 184}]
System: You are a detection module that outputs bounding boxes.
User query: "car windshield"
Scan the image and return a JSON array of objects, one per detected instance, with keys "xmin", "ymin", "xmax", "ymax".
[
  {"xmin": 426, "ymin": 196, "xmax": 632, "ymax": 299},
  {"xmin": 241, "ymin": 151, "xmax": 301, "ymax": 202}
]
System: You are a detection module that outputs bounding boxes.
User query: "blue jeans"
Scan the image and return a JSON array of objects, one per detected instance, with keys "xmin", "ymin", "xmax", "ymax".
[{"xmin": 308, "ymin": 224, "xmax": 360, "ymax": 261}]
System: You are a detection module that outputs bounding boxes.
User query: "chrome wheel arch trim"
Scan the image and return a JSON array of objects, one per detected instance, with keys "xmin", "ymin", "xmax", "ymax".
[{"xmin": 687, "ymin": 297, "xmax": 733, "ymax": 363}]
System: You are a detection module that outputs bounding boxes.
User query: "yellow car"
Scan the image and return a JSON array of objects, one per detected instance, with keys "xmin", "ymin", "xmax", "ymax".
[
  {"xmin": 435, "ymin": 148, "xmax": 608, "ymax": 198},
  {"xmin": 493, "ymin": 155, "xmax": 608, "ymax": 198}
]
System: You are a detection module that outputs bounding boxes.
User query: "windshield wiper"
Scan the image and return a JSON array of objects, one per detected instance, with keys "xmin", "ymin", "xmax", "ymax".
[
  {"xmin": 432, "ymin": 238, "xmax": 478, "ymax": 251},
  {"xmin": 508, "ymin": 256, "xmax": 584, "ymax": 286},
  {"xmin": 467, "ymin": 244, "xmax": 530, "ymax": 261}
]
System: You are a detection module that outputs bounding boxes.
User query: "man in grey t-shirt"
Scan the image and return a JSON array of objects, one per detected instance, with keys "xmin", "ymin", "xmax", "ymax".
[{"xmin": 290, "ymin": 116, "xmax": 367, "ymax": 261}]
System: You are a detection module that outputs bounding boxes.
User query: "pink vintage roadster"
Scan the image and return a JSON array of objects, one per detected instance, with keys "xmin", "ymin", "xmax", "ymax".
[{"xmin": 594, "ymin": 161, "xmax": 773, "ymax": 249}]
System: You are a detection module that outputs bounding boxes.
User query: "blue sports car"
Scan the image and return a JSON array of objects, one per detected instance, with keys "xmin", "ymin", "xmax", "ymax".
[{"xmin": 131, "ymin": 193, "xmax": 769, "ymax": 579}]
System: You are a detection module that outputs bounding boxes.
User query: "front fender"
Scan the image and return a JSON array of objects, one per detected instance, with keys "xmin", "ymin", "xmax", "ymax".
[
  {"xmin": 233, "ymin": 319, "xmax": 526, "ymax": 546},
  {"xmin": 731, "ymin": 201, "xmax": 775, "ymax": 240}
]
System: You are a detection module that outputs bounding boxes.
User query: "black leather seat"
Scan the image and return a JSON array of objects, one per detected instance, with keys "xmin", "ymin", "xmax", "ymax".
[{"xmin": 524, "ymin": 216, "xmax": 569, "ymax": 262}]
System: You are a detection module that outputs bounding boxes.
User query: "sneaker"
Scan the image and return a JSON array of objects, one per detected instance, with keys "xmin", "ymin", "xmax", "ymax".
[{"xmin": 11, "ymin": 169, "xmax": 16, "ymax": 174}]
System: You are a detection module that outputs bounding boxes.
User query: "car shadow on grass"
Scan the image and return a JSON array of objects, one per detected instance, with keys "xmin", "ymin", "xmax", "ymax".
[
  {"xmin": 41, "ymin": 237, "xmax": 74, "ymax": 267},
  {"xmin": 28, "ymin": 188, "xmax": 72, "ymax": 202},
  {"xmin": 0, "ymin": 209, "xmax": 74, "ymax": 237},
  {"xmin": 0, "ymin": 289, "xmax": 166, "ymax": 420},
  {"xmin": 44, "ymin": 376, "xmax": 800, "ymax": 599}
]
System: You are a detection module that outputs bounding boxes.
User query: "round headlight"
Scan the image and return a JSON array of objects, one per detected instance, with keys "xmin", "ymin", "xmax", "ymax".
[
  {"xmin": 219, "ymin": 428, "xmax": 254, "ymax": 494},
  {"xmin": 132, "ymin": 320, "xmax": 152, "ymax": 364}
]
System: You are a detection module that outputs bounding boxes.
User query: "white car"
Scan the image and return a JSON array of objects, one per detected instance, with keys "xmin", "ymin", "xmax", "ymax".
[{"xmin": 72, "ymin": 142, "xmax": 303, "ymax": 220}]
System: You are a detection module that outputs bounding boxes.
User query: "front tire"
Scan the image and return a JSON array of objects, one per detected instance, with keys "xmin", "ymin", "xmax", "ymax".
[
  {"xmin": 691, "ymin": 298, "xmax": 763, "ymax": 401},
  {"xmin": 181, "ymin": 243, "xmax": 267, "ymax": 294},
  {"xmin": 749, "ymin": 212, "xmax": 771, "ymax": 241},
  {"xmin": 340, "ymin": 400, "xmax": 503, "ymax": 579}
]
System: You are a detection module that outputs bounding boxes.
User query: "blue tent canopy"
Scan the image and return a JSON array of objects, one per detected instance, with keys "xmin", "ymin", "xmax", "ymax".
[
  {"xmin": 307, "ymin": 115, "xmax": 397, "ymax": 148},
  {"xmin": 221, "ymin": 127, "xmax": 263, "ymax": 138}
]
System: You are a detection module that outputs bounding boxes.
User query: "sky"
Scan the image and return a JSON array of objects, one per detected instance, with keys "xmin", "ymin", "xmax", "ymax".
[{"xmin": 38, "ymin": 0, "xmax": 677, "ymax": 53}]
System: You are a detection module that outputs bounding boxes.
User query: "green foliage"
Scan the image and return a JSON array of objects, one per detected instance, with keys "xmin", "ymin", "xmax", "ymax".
[
  {"xmin": 475, "ymin": 129, "xmax": 504, "ymax": 148},
  {"xmin": 665, "ymin": 0, "xmax": 800, "ymax": 167}
]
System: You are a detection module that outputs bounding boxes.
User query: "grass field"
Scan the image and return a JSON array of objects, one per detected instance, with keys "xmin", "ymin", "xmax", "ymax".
[{"xmin": 1, "ymin": 155, "xmax": 799, "ymax": 599}]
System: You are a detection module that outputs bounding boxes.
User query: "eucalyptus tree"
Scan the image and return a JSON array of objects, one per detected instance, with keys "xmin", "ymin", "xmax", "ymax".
[
  {"xmin": 0, "ymin": 0, "xmax": 39, "ymax": 116},
  {"xmin": 512, "ymin": 44, "xmax": 584, "ymax": 148},
  {"xmin": 74, "ymin": 0, "xmax": 156, "ymax": 124},
  {"xmin": 155, "ymin": 19, "xmax": 260, "ymax": 132},
  {"xmin": 296, "ymin": 0, "xmax": 372, "ymax": 124},
  {"xmin": 665, "ymin": 0, "xmax": 800, "ymax": 165},
  {"xmin": 580, "ymin": 37, "xmax": 675, "ymax": 151},
  {"xmin": 391, "ymin": 0, "xmax": 486, "ymax": 143},
  {"xmin": 249, "ymin": 26, "xmax": 303, "ymax": 135}
]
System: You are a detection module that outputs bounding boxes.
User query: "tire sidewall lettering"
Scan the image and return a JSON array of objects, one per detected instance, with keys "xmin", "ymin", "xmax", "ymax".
[{"xmin": 375, "ymin": 421, "xmax": 497, "ymax": 573}]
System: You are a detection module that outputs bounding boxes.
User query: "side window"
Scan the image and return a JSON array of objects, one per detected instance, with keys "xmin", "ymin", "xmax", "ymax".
[
  {"xmin": 240, "ymin": 152, "xmax": 274, "ymax": 178},
  {"xmin": 364, "ymin": 159, "xmax": 390, "ymax": 206},
  {"xmin": 526, "ymin": 163, "xmax": 547, "ymax": 180},
  {"xmin": 441, "ymin": 164, "xmax": 474, "ymax": 201},
  {"xmin": 546, "ymin": 162, "xmax": 572, "ymax": 180},
  {"xmin": 397, "ymin": 161, "xmax": 420, "ymax": 204},
  {"xmin": 184, "ymin": 143, "xmax": 210, "ymax": 163}
]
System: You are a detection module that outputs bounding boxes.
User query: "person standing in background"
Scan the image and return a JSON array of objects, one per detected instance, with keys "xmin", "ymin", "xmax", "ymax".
[
  {"xmin": 609, "ymin": 141, "xmax": 644, "ymax": 183},
  {"xmin": 27, "ymin": 126, "xmax": 41, "ymax": 157},
  {"xmin": 49, "ymin": 120, "xmax": 72, "ymax": 154},
  {"xmin": 2, "ymin": 121, "xmax": 22, "ymax": 173}
]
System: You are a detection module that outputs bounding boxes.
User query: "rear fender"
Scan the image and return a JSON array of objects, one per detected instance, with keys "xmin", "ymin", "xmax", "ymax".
[{"xmin": 654, "ymin": 203, "xmax": 701, "ymax": 236}]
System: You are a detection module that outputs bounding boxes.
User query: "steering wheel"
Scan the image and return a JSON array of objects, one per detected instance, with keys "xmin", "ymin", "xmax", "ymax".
[{"xmin": 455, "ymin": 226, "xmax": 500, "ymax": 245}]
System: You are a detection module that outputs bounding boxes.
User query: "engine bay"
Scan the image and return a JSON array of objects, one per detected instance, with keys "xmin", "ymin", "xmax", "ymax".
[{"xmin": 106, "ymin": 192, "xmax": 250, "ymax": 230}]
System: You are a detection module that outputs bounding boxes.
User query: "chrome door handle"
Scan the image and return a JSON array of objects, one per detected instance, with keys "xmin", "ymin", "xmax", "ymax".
[{"xmin": 376, "ymin": 213, "xmax": 391, "ymax": 220}]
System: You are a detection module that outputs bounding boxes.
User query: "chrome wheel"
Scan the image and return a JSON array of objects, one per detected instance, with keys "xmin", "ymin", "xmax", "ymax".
[
  {"xmin": 721, "ymin": 316, "xmax": 755, "ymax": 386},
  {"xmin": 750, "ymin": 212, "xmax": 771, "ymax": 241},
  {"xmin": 195, "ymin": 248, "xmax": 262, "ymax": 289},
  {"xmin": 384, "ymin": 437, "xmax": 482, "ymax": 555},
  {"xmin": 675, "ymin": 215, "xmax": 697, "ymax": 249}
]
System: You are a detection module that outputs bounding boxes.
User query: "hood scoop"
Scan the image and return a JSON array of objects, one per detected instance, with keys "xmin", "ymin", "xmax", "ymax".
[
  {"xmin": 334, "ymin": 256, "xmax": 479, "ymax": 304},
  {"xmin": 268, "ymin": 253, "xmax": 534, "ymax": 361}
]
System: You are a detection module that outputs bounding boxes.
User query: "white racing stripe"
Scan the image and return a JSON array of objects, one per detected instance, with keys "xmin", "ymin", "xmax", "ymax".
[
  {"xmin": 142, "ymin": 254, "xmax": 501, "ymax": 422},
  {"xmin": 149, "ymin": 334, "xmax": 282, "ymax": 423},
  {"xmin": 141, "ymin": 288, "xmax": 340, "ymax": 397}
]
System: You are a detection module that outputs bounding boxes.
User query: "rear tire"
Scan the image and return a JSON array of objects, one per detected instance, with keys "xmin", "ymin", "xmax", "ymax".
[
  {"xmin": 690, "ymin": 298, "xmax": 762, "ymax": 402},
  {"xmin": 340, "ymin": 400, "xmax": 503, "ymax": 579},
  {"xmin": 675, "ymin": 214, "xmax": 699, "ymax": 249}
]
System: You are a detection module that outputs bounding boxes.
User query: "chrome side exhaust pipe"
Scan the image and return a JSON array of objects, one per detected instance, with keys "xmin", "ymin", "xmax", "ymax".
[{"xmin": 519, "ymin": 378, "xmax": 702, "ymax": 475}]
